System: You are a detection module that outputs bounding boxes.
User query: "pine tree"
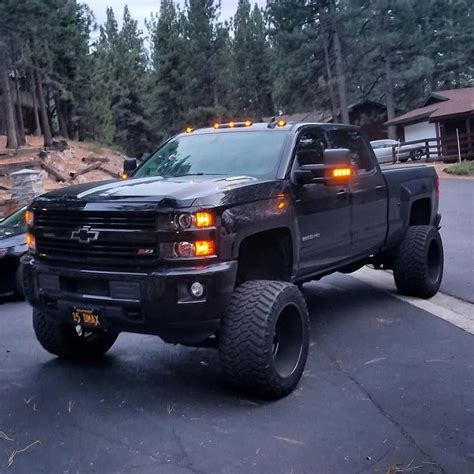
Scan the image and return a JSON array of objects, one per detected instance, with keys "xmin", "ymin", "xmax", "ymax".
[
  {"xmin": 110, "ymin": 6, "xmax": 150, "ymax": 157},
  {"xmin": 182, "ymin": 0, "xmax": 219, "ymax": 111},
  {"xmin": 147, "ymin": 0, "xmax": 186, "ymax": 141},
  {"xmin": 231, "ymin": 1, "xmax": 273, "ymax": 119}
]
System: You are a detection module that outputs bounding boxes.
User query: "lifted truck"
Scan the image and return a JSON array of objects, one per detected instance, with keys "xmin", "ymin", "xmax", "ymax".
[{"xmin": 23, "ymin": 121, "xmax": 443, "ymax": 399}]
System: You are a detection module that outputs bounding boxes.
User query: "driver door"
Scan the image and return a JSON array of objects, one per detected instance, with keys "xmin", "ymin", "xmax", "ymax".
[{"xmin": 292, "ymin": 126, "xmax": 352, "ymax": 277}]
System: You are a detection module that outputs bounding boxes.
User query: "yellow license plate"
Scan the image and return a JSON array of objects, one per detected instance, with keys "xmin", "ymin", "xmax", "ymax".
[{"xmin": 72, "ymin": 307, "xmax": 102, "ymax": 328}]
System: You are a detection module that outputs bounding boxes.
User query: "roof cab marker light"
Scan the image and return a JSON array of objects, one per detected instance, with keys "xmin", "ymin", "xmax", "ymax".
[
  {"xmin": 185, "ymin": 127, "xmax": 193, "ymax": 133},
  {"xmin": 212, "ymin": 121, "xmax": 253, "ymax": 129},
  {"xmin": 267, "ymin": 116, "xmax": 287, "ymax": 129}
]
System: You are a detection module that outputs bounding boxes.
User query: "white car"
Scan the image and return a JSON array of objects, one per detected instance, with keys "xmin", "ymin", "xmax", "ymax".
[{"xmin": 371, "ymin": 139, "xmax": 424, "ymax": 164}]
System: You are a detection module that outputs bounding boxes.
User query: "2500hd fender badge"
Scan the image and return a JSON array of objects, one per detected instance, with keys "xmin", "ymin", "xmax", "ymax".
[
  {"xmin": 71, "ymin": 226, "xmax": 99, "ymax": 243},
  {"xmin": 302, "ymin": 233, "xmax": 320, "ymax": 242}
]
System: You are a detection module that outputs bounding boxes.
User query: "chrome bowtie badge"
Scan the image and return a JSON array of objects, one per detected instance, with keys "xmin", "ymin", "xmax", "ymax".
[{"xmin": 71, "ymin": 226, "xmax": 100, "ymax": 243}]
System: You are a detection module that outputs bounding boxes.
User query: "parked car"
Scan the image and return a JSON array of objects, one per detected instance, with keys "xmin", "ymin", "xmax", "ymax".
[
  {"xmin": 23, "ymin": 122, "xmax": 442, "ymax": 399},
  {"xmin": 371, "ymin": 139, "xmax": 425, "ymax": 164},
  {"xmin": 0, "ymin": 206, "xmax": 27, "ymax": 297}
]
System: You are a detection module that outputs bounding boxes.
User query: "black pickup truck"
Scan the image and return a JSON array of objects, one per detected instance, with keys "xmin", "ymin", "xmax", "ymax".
[{"xmin": 23, "ymin": 121, "xmax": 443, "ymax": 398}]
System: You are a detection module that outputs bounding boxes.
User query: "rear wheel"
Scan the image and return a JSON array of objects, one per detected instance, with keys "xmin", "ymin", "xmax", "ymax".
[
  {"xmin": 393, "ymin": 226, "xmax": 443, "ymax": 298},
  {"xmin": 33, "ymin": 309, "xmax": 118, "ymax": 360},
  {"xmin": 219, "ymin": 280, "xmax": 309, "ymax": 399}
]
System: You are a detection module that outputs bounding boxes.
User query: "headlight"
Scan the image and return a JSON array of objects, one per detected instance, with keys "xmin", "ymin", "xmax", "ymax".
[
  {"xmin": 175, "ymin": 240, "xmax": 216, "ymax": 258},
  {"xmin": 159, "ymin": 240, "xmax": 217, "ymax": 259},
  {"xmin": 174, "ymin": 211, "xmax": 215, "ymax": 230}
]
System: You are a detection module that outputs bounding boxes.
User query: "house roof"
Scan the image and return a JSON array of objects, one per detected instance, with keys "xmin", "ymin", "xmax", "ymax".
[
  {"xmin": 386, "ymin": 87, "xmax": 474, "ymax": 126},
  {"xmin": 264, "ymin": 101, "xmax": 388, "ymax": 124},
  {"xmin": 262, "ymin": 110, "xmax": 332, "ymax": 123}
]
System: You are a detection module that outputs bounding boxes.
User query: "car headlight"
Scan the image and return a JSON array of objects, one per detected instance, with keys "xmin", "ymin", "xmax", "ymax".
[
  {"xmin": 173, "ymin": 211, "xmax": 215, "ymax": 230},
  {"xmin": 159, "ymin": 240, "xmax": 217, "ymax": 259}
]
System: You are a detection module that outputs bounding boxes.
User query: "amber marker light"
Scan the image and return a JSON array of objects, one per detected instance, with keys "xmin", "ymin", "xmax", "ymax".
[
  {"xmin": 185, "ymin": 127, "xmax": 193, "ymax": 133},
  {"xmin": 332, "ymin": 167, "xmax": 352, "ymax": 178},
  {"xmin": 120, "ymin": 172, "xmax": 129, "ymax": 180},
  {"xmin": 277, "ymin": 119, "xmax": 287, "ymax": 127},
  {"xmin": 195, "ymin": 211, "xmax": 214, "ymax": 228},
  {"xmin": 229, "ymin": 121, "xmax": 235, "ymax": 128},
  {"xmin": 25, "ymin": 210, "xmax": 34, "ymax": 226},
  {"xmin": 213, "ymin": 123, "xmax": 220, "ymax": 129},
  {"xmin": 26, "ymin": 233, "xmax": 36, "ymax": 251},
  {"xmin": 244, "ymin": 120, "xmax": 252, "ymax": 127},
  {"xmin": 195, "ymin": 240, "xmax": 216, "ymax": 257}
]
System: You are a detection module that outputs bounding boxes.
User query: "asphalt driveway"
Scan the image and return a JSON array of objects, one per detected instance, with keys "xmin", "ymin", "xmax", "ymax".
[{"xmin": 1, "ymin": 274, "xmax": 473, "ymax": 473}]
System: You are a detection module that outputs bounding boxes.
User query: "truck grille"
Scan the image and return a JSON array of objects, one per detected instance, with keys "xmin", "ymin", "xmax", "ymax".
[{"xmin": 34, "ymin": 210, "xmax": 158, "ymax": 265}]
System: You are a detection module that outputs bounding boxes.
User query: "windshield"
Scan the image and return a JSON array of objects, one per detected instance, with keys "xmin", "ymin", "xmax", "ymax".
[
  {"xmin": 134, "ymin": 131, "xmax": 289, "ymax": 179},
  {"xmin": 0, "ymin": 206, "xmax": 26, "ymax": 230}
]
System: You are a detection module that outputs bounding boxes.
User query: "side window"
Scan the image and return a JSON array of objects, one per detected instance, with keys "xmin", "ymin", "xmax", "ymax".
[
  {"xmin": 295, "ymin": 128, "xmax": 328, "ymax": 166},
  {"xmin": 327, "ymin": 129, "xmax": 374, "ymax": 172}
]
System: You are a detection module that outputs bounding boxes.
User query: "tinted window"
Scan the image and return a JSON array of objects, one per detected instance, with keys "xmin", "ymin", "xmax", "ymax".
[
  {"xmin": 295, "ymin": 128, "xmax": 328, "ymax": 165},
  {"xmin": 134, "ymin": 131, "xmax": 289, "ymax": 179},
  {"xmin": 327, "ymin": 129, "xmax": 374, "ymax": 171}
]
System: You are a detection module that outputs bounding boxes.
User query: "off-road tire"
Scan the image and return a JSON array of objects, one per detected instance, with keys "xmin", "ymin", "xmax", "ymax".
[
  {"xmin": 219, "ymin": 280, "xmax": 309, "ymax": 399},
  {"xmin": 393, "ymin": 225, "xmax": 443, "ymax": 298},
  {"xmin": 33, "ymin": 309, "xmax": 118, "ymax": 360}
]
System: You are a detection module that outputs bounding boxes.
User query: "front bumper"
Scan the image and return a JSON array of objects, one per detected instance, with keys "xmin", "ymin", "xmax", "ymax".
[{"xmin": 22, "ymin": 255, "xmax": 238, "ymax": 344}]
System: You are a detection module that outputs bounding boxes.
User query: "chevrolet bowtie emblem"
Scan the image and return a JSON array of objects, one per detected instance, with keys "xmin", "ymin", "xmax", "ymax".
[{"xmin": 71, "ymin": 226, "xmax": 100, "ymax": 243}]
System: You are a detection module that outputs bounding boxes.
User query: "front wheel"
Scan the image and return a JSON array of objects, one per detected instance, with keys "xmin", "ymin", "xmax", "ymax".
[
  {"xmin": 33, "ymin": 310, "xmax": 118, "ymax": 360},
  {"xmin": 393, "ymin": 226, "xmax": 443, "ymax": 298},
  {"xmin": 410, "ymin": 149, "xmax": 423, "ymax": 161},
  {"xmin": 219, "ymin": 280, "xmax": 309, "ymax": 399}
]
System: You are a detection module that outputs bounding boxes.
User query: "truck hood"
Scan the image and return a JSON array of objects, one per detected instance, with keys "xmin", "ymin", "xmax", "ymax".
[{"xmin": 34, "ymin": 175, "xmax": 287, "ymax": 209}]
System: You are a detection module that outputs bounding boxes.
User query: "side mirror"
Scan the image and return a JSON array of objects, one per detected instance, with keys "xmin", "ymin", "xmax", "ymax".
[
  {"xmin": 294, "ymin": 148, "xmax": 354, "ymax": 185},
  {"xmin": 121, "ymin": 157, "xmax": 137, "ymax": 179}
]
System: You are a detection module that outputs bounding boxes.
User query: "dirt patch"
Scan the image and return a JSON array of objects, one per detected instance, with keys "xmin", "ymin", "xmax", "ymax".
[{"xmin": 0, "ymin": 135, "xmax": 125, "ymax": 216}]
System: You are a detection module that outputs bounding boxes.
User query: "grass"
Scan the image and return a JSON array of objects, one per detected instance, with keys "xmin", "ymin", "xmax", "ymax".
[{"xmin": 444, "ymin": 160, "xmax": 474, "ymax": 176}]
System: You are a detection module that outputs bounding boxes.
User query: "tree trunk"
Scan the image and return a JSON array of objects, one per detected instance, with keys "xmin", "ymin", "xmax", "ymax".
[
  {"xmin": 55, "ymin": 95, "xmax": 69, "ymax": 138},
  {"xmin": 384, "ymin": 51, "xmax": 396, "ymax": 139},
  {"xmin": 29, "ymin": 70, "xmax": 41, "ymax": 135},
  {"xmin": 328, "ymin": 0, "xmax": 349, "ymax": 124},
  {"xmin": 34, "ymin": 65, "xmax": 53, "ymax": 147},
  {"xmin": 319, "ymin": 6, "xmax": 339, "ymax": 122},
  {"xmin": 0, "ymin": 43, "xmax": 18, "ymax": 149},
  {"xmin": 14, "ymin": 69, "xmax": 26, "ymax": 145}
]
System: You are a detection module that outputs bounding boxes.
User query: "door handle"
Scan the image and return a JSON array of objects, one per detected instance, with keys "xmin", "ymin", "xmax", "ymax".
[
  {"xmin": 337, "ymin": 189, "xmax": 348, "ymax": 196},
  {"xmin": 375, "ymin": 185, "xmax": 384, "ymax": 190}
]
